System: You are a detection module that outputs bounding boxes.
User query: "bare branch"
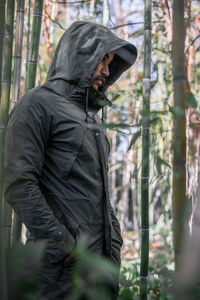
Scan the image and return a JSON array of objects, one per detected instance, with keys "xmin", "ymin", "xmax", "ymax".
[
  {"xmin": 110, "ymin": 21, "xmax": 161, "ymax": 30},
  {"xmin": 164, "ymin": 0, "xmax": 171, "ymax": 21},
  {"xmin": 51, "ymin": 0, "xmax": 90, "ymax": 4},
  {"xmin": 45, "ymin": 8, "xmax": 66, "ymax": 30},
  {"xmin": 123, "ymin": 10, "xmax": 143, "ymax": 19},
  {"xmin": 185, "ymin": 33, "xmax": 200, "ymax": 54}
]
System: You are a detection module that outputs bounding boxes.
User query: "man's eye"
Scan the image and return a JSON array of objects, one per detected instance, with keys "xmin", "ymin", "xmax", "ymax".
[{"xmin": 103, "ymin": 54, "xmax": 109, "ymax": 60}]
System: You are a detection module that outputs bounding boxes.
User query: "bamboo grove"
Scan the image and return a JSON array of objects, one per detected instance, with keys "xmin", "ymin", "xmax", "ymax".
[{"xmin": 0, "ymin": 0, "xmax": 200, "ymax": 298}]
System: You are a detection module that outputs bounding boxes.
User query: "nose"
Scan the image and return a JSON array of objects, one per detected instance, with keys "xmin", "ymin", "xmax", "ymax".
[{"xmin": 102, "ymin": 63, "xmax": 110, "ymax": 77}]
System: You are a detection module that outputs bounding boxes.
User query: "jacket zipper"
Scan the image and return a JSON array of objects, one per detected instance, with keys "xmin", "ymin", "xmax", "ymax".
[{"xmin": 94, "ymin": 129, "xmax": 111, "ymax": 256}]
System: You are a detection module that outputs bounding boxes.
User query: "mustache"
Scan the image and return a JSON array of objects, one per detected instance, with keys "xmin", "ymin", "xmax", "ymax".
[{"xmin": 92, "ymin": 76, "xmax": 106, "ymax": 86}]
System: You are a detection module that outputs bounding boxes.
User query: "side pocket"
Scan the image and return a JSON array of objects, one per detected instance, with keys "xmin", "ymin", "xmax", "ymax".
[
  {"xmin": 110, "ymin": 222, "xmax": 123, "ymax": 266},
  {"xmin": 112, "ymin": 221, "xmax": 123, "ymax": 246}
]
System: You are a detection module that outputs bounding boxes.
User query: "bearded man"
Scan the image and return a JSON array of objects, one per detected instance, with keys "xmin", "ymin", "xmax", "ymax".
[{"xmin": 4, "ymin": 21, "xmax": 137, "ymax": 299}]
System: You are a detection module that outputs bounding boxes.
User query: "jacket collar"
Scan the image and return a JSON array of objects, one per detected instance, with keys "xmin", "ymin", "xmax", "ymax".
[{"xmin": 44, "ymin": 79, "xmax": 112, "ymax": 114}]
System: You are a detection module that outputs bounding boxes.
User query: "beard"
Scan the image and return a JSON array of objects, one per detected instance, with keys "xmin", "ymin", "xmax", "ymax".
[{"xmin": 92, "ymin": 75, "xmax": 106, "ymax": 88}]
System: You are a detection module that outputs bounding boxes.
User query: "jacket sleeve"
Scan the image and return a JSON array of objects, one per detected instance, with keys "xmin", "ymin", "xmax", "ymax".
[{"xmin": 4, "ymin": 89, "xmax": 75, "ymax": 263}]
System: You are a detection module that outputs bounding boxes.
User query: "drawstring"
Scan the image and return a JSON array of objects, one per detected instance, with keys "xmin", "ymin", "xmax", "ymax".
[
  {"xmin": 85, "ymin": 87, "xmax": 89, "ymax": 122},
  {"xmin": 101, "ymin": 107, "xmax": 104, "ymax": 123}
]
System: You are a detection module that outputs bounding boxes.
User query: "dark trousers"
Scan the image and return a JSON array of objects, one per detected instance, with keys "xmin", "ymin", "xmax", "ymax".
[{"xmin": 39, "ymin": 250, "xmax": 120, "ymax": 300}]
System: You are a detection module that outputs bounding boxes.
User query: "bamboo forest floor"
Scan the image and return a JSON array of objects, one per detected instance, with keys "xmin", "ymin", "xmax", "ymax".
[
  {"xmin": 119, "ymin": 230, "xmax": 175, "ymax": 299},
  {"xmin": 122, "ymin": 230, "xmax": 174, "ymax": 262}
]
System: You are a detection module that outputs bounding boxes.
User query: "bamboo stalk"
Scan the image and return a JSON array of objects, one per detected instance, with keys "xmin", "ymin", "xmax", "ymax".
[
  {"xmin": 103, "ymin": 0, "xmax": 109, "ymax": 26},
  {"xmin": 0, "ymin": 0, "xmax": 6, "ymax": 101},
  {"xmin": 1, "ymin": 0, "xmax": 15, "ymax": 249},
  {"xmin": 11, "ymin": 0, "xmax": 25, "ymax": 244},
  {"xmin": 0, "ymin": 0, "xmax": 13, "ymax": 298},
  {"xmin": 11, "ymin": 0, "xmax": 26, "ymax": 244},
  {"xmin": 12, "ymin": 0, "xmax": 25, "ymax": 104},
  {"xmin": 25, "ymin": 0, "xmax": 31, "ymax": 78},
  {"xmin": 49, "ymin": 0, "xmax": 56, "ymax": 60},
  {"xmin": 25, "ymin": 0, "xmax": 44, "ymax": 91},
  {"xmin": 89, "ymin": 0, "xmax": 95, "ymax": 19},
  {"xmin": 172, "ymin": 0, "xmax": 186, "ymax": 270},
  {"xmin": 12, "ymin": 214, "xmax": 22, "ymax": 244},
  {"xmin": 140, "ymin": 0, "xmax": 152, "ymax": 299}
]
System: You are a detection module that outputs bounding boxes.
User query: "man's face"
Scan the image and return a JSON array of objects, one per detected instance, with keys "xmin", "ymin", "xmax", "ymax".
[{"xmin": 91, "ymin": 52, "xmax": 115, "ymax": 91}]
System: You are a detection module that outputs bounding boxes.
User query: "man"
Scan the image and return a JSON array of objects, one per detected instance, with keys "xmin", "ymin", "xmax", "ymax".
[{"xmin": 4, "ymin": 21, "xmax": 137, "ymax": 299}]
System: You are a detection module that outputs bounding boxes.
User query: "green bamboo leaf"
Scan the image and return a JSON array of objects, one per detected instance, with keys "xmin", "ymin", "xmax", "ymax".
[
  {"xmin": 149, "ymin": 110, "xmax": 168, "ymax": 115},
  {"xmin": 168, "ymin": 105, "xmax": 175, "ymax": 115},
  {"xmin": 157, "ymin": 156, "xmax": 171, "ymax": 169},
  {"xmin": 150, "ymin": 117, "xmax": 162, "ymax": 126},
  {"xmin": 169, "ymin": 105, "xmax": 185, "ymax": 117},
  {"xmin": 98, "ymin": 123, "xmax": 131, "ymax": 130},
  {"xmin": 186, "ymin": 94, "xmax": 197, "ymax": 108},
  {"xmin": 155, "ymin": 153, "xmax": 171, "ymax": 176},
  {"xmin": 111, "ymin": 93, "xmax": 120, "ymax": 102},
  {"xmin": 128, "ymin": 130, "xmax": 141, "ymax": 151}
]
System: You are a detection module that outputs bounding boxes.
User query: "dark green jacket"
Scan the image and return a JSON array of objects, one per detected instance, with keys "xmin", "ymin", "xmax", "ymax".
[{"xmin": 4, "ymin": 21, "xmax": 137, "ymax": 264}]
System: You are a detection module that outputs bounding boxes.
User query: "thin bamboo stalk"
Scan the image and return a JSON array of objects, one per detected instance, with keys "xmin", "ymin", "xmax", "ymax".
[
  {"xmin": 103, "ymin": 0, "xmax": 109, "ymax": 26},
  {"xmin": 140, "ymin": 0, "xmax": 152, "ymax": 299},
  {"xmin": 49, "ymin": 0, "xmax": 56, "ymax": 60},
  {"xmin": 12, "ymin": 214, "xmax": 22, "ymax": 244},
  {"xmin": 25, "ymin": 0, "xmax": 44, "ymax": 91},
  {"xmin": 89, "ymin": 0, "xmax": 95, "ymax": 19},
  {"xmin": 25, "ymin": 0, "xmax": 31, "ymax": 78},
  {"xmin": 172, "ymin": 0, "xmax": 186, "ymax": 270},
  {"xmin": 0, "ymin": 1, "xmax": 13, "ymax": 298},
  {"xmin": 5, "ymin": 202, "xmax": 12, "ymax": 248},
  {"xmin": 1, "ymin": 0, "xmax": 15, "ymax": 249},
  {"xmin": 12, "ymin": 0, "xmax": 25, "ymax": 104},
  {"xmin": 0, "ymin": 0, "xmax": 6, "ymax": 101},
  {"xmin": 11, "ymin": 0, "xmax": 25, "ymax": 244}
]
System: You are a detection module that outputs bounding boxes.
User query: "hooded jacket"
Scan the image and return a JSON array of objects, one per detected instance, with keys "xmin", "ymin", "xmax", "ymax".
[{"xmin": 4, "ymin": 21, "xmax": 137, "ymax": 264}]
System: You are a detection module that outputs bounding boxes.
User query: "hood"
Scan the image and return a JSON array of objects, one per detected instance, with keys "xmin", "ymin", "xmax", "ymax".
[{"xmin": 46, "ymin": 21, "xmax": 137, "ymax": 91}]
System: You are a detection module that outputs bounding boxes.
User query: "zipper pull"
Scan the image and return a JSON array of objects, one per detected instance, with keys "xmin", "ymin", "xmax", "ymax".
[{"xmin": 94, "ymin": 130, "xmax": 100, "ymax": 137}]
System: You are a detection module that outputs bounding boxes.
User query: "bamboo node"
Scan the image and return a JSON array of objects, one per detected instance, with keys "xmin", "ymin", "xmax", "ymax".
[
  {"xmin": 5, "ymin": 33, "xmax": 13, "ymax": 38},
  {"xmin": 140, "ymin": 275, "xmax": 148, "ymax": 279},
  {"xmin": 14, "ymin": 55, "xmax": 22, "ymax": 59},
  {"xmin": 173, "ymin": 75, "xmax": 186, "ymax": 81},
  {"xmin": 17, "ymin": 9, "xmax": 25, "ymax": 13},
  {"xmin": 33, "ymin": 12, "xmax": 43, "ymax": 17},
  {"xmin": 28, "ymin": 59, "xmax": 38, "ymax": 64}
]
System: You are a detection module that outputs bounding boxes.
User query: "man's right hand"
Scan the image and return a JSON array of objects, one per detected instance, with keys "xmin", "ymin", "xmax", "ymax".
[{"xmin": 61, "ymin": 252, "xmax": 75, "ymax": 267}]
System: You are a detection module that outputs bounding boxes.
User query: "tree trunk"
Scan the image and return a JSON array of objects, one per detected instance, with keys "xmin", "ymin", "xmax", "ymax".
[
  {"xmin": 140, "ymin": 0, "xmax": 152, "ymax": 299},
  {"xmin": 25, "ymin": 0, "xmax": 44, "ymax": 90},
  {"xmin": 172, "ymin": 0, "xmax": 186, "ymax": 270}
]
